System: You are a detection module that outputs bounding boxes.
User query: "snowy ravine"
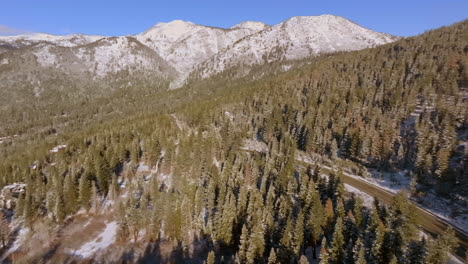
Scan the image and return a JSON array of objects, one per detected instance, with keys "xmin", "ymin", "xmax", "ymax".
[{"xmin": 69, "ymin": 221, "xmax": 118, "ymax": 258}]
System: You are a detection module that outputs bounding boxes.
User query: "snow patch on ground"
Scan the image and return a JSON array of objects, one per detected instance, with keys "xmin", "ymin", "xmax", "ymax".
[
  {"xmin": 137, "ymin": 163, "xmax": 150, "ymax": 172},
  {"xmin": 0, "ymin": 137, "xmax": 6, "ymax": 144},
  {"xmin": 417, "ymin": 191, "xmax": 468, "ymax": 233},
  {"xmin": 448, "ymin": 254, "xmax": 464, "ymax": 264},
  {"xmin": 70, "ymin": 221, "xmax": 118, "ymax": 258},
  {"xmin": 344, "ymin": 183, "xmax": 374, "ymax": 208},
  {"xmin": 5, "ymin": 227, "xmax": 29, "ymax": 255},
  {"xmin": 357, "ymin": 169, "xmax": 411, "ymax": 194},
  {"xmin": 224, "ymin": 111, "xmax": 234, "ymax": 121},
  {"xmin": 50, "ymin": 144, "xmax": 67, "ymax": 153},
  {"xmin": 213, "ymin": 157, "xmax": 221, "ymax": 168},
  {"xmin": 33, "ymin": 86, "xmax": 42, "ymax": 97},
  {"xmin": 33, "ymin": 46, "xmax": 58, "ymax": 67},
  {"xmin": 281, "ymin": 64, "xmax": 292, "ymax": 71},
  {"xmin": 241, "ymin": 139, "xmax": 268, "ymax": 153},
  {"xmin": 158, "ymin": 174, "xmax": 173, "ymax": 190},
  {"xmin": 171, "ymin": 114, "xmax": 185, "ymax": 131}
]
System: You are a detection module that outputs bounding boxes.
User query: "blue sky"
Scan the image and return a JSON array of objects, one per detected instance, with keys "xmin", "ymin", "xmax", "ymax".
[{"xmin": 1, "ymin": 0, "xmax": 467, "ymax": 37}]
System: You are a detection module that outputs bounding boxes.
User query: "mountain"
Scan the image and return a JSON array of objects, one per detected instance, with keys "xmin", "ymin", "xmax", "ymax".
[
  {"xmin": 0, "ymin": 15, "xmax": 467, "ymax": 263},
  {"xmin": 196, "ymin": 15, "xmax": 399, "ymax": 78},
  {"xmin": 0, "ymin": 15, "xmax": 398, "ymax": 89},
  {"xmin": 0, "ymin": 12, "xmax": 468, "ymax": 264},
  {"xmin": 0, "ymin": 33, "xmax": 104, "ymax": 51},
  {"xmin": 135, "ymin": 20, "xmax": 269, "ymax": 87},
  {"xmin": 0, "ymin": 36, "xmax": 176, "ymax": 107}
]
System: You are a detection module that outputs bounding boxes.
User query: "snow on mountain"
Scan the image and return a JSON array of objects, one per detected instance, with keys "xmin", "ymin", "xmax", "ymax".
[
  {"xmin": 230, "ymin": 21, "xmax": 270, "ymax": 31},
  {"xmin": 0, "ymin": 33, "xmax": 104, "ymax": 48},
  {"xmin": 0, "ymin": 36, "xmax": 176, "ymax": 87},
  {"xmin": 71, "ymin": 36, "xmax": 174, "ymax": 77},
  {"xmin": 198, "ymin": 15, "xmax": 399, "ymax": 78},
  {"xmin": 135, "ymin": 20, "xmax": 268, "ymax": 86},
  {"xmin": 0, "ymin": 15, "xmax": 399, "ymax": 88},
  {"xmin": 70, "ymin": 221, "xmax": 118, "ymax": 258}
]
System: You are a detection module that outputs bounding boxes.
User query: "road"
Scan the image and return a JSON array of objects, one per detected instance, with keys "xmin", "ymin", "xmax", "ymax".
[
  {"xmin": 342, "ymin": 174, "xmax": 467, "ymax": 260},
  {"xmin": 244, "ymin": 146, "xmax": 468, "ymax": 260}
]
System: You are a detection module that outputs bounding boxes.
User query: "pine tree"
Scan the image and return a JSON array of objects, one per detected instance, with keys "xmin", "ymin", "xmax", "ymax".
[
  {"xmin": 267, "ymin": 248, "xmax": 278, "ymax": 264},
  {"xmin": 55, "ymin": 193, "xmax": 65, "ymax": 223},
  {"xmin": 320, "ymin": 237, "xmax": 330, "ymax": 264},
  {"xmin": 354, "ymin": 197, "xmax": 363, "ymax": 228},
  {"xmin": 206, "ymin": 250, "xmax": 215, "ymax": 264},
  {"xmin": 116, "ymin": 201, "xmax": 129, "ymax": 241},
  {"xmin": 109, "ymin": 173, "xmax": 119, "ymax": 200},
  {"xmin": 280, "ymin": 216, "xmax": 295, "ymax": 260},
  {"xmin": 330, "ymin": 216, "xmax": 345, "ymax": 263},
  {"xmin": 128, "ymin": 195, "xmax": 142, "ymax": 242},
  {"xmin": 427, "ymin": 227, "xmax": 458, "ymax": 264},
  {"xmin": 79, "ymin": 173, "xmax": 91, "ymax": 211},
  {"xmin": 330, "ymin": 139, "xmax": 338, "ymax": 160},
  {"xmin": 299, "ymin": 254, "xmax": 309, "ymax": 264},
  {"xmin": 389, "ymin": 254, "xmax": 398, "ymax": 264},
  {"xmin": 95, "ymin": 154, "xmax": 111, "ymax": 195},
  {"xmin": 0, "ymin": 211, "xmax": 10, "ymax": 248},
  {"xmin": 353, "ymin": 237, "xmax": 366, "ymax": 264},
  {"xmin": 131, "ymin": 139, "xmax": 141, "ymax": 164},
  {"xmin": 16, "ymin": 193, "xmax": 24, "ymax": 219},
  {"xmin": 23, "ymin": 190, "xmax": 34, "ymax": 227},
  {"xmin": 365, "ymin": 210, "xmax": 385, "ymax": 264},
  {"xmin": 247, "ymin": 220, "xmax": 265, "ymax": 264},
  {"xmin": 237, "ymin": 224, "xmax": 249, "ymax": 263},
  {"xmin": 405, "ymin": 238, "xmax": 427, "ymax": 264},
  {"xmin": 294, "ymin": 211, "xmax": 305, "ymax": 256},
  {"xmin": 309, "ymin": 186, "xmax": 324, "ymax": 259},
  {"xmin": 64, "ymin": 174, "xmax": 78, "ymax": 214},
  {"xmin": 324, "ymin": 198, "xmax": 334, "ymax": 238},
  {"xmin": 91, "ymin": 183, "xmax": 100, "ymax": 215}
]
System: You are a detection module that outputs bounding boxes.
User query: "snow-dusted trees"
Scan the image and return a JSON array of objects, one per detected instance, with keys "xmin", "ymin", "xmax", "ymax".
[
  {"xmin": 0, "ymin": 16, "xmax": 465, "ymax": 264},
  {"xmin": 426, "ymin": 227, "xmax": 458, "ymax": 264}
]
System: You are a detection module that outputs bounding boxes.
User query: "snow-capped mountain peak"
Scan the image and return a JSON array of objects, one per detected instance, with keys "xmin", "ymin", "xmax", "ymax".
[
  {"xmin": 136, "ymin": 19, "xmax": 270, "ymax": 87},
  {"xmin": 0, "ymin": 15, "xmax": 399, "ymax": 89},
  {"xmin": 197, "ymin": 15, "xmax": 399, "ymax": 78},
  {"xmin": 140, "ymin": 20, "xmax": 197, "ymax": 41},
  {"xmin": 230, "ymin": 21, "xmax": 270, "ymax": 31},
  {"xmin": 0, "ymin": 33, "xmax": 105, "ymax": 48}
]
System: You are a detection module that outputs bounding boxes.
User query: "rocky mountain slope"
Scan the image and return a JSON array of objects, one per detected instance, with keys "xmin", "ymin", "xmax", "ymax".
[
  {"xmin": 196, "ymin": 15, "xmax": 399, "ymax": 78},
  {"xmin": 0, "ymin": 15, "xmax": 398, "ymax": 89},
  {"xmin": 0, "ymin": 33, "xmax": 104, "ymax": 51},
  {"xmin": 136, "ymin": 20, "xmax": 269, "ymax": 86}
]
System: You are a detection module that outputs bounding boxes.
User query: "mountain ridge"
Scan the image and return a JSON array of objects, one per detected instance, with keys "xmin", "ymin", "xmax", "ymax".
[{"xmin": 0, "ymin": 15, "xmax": 399, "ymax": 89}]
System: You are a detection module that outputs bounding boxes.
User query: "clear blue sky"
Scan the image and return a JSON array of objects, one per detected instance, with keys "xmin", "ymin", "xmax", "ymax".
[{"xmin": 1, "ymin": 0, "xmax": 467, "ymax": 37}]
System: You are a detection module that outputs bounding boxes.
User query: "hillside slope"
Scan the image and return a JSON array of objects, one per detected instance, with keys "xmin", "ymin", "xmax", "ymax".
[{"xmin": 0, "ymin": 19, "xmax": 466, "ymax": 263}]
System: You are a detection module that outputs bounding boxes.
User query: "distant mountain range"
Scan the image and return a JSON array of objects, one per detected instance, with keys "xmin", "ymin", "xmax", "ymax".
[{"xmin": 0, "ymin": 15, "xmax": 399, "ymax": 89}]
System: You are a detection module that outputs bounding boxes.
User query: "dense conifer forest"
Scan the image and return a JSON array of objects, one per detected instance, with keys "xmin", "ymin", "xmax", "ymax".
[{"xmin": 0, "ymin": 19, "xmax": 466, "ymax": 263}]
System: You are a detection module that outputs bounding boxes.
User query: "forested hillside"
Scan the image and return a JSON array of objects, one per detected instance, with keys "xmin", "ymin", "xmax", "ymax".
[{"xmin": 0, "ymin": 19, "xmax": 466, "ymax": 263}]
